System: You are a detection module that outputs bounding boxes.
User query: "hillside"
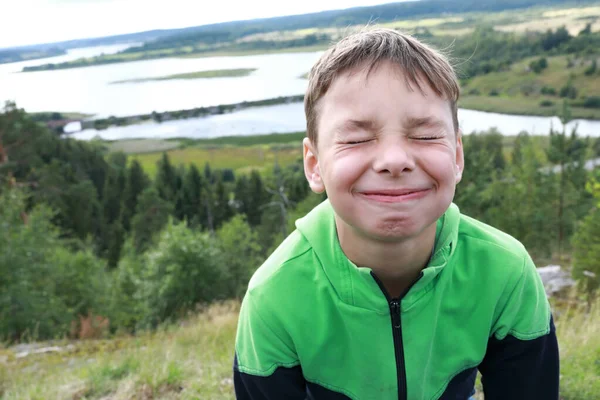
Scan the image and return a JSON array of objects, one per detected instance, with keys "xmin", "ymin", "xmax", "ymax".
[
  {"xmin": 5, "ymin": 0, "xmax": 598, "ymax": 66},
  {"xmin": 1, "ymin": 295, "xmax": 598, "ymax": 399}
]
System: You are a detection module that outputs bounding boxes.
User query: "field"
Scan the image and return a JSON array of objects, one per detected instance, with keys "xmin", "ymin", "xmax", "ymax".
[
  {"xmin": 459, "ymin": 54, "xmax": 600, "ymax": 120},
  {"xmin": 104, "ymin": 131, "xmax": 555, "ymax": 178},
  {"xmin": 1, "ymin": 294, "xmax": 598, "ymax": 399},
  {"xmin": 180, "ymin": 44, "xmax": 328, "ymax": 59},
  {"xmin": 115, "ymin": 133, "xmax": 306, "ymax": 176},
  {"xmin": 110, "ymin": 68, "xmax": 257, "ymax": 84}
]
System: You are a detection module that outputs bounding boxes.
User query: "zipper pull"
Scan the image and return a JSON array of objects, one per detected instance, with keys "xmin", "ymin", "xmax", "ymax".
[{"xmin": 390, "ymin": 299, "xmax": 401, "ymax": 329}]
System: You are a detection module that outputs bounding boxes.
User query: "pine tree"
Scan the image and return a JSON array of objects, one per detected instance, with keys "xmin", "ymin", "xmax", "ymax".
[
  {"xmin": 212, "ymin": 175, "xmax": 232, "ymax": 229},
  {"xmin": 154, "ymin": 152, "xmax": 178, "ymax": 203},
  {"xmin": 204, "ymin": 162, "xmax": 213, "ymax": 183},
  {"xmin": 233, "ymin": 175, "xmax": 250, "ymax": 215},
  {"xmin": 131, "ymin": 187, "xmax": 173, "ymax": 253},
  {"xmin": 182, "ymin": 164, "xmax": 205, "ymax": 227},
  {"xmin": 173, "ymin": 164, "xmax": 186, "ymax": 221},
  {"xmin": 121, "ymin": 160, "xmax": 149, "ymax": 231},
  {"xmin": 247, "ymin": 170, "xmax": 267, "ymax": 226}
]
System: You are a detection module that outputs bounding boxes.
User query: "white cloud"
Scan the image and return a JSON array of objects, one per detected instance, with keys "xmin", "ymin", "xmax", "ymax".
[{"xmin": 0, "ymin": 0, "xmax": 396, "ymax": 48}]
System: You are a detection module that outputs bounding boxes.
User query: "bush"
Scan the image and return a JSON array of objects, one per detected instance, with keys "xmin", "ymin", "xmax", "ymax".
[
  {"xmin": 583, "ymin": 96, "xmax": 600, "ymax": 109},
  {"xmin": 584, "ymin": 59, "xmax": 597, "ymax": 76},
  {"xmin": 0, "ymin": 190, "xmax": 111, "ymax": 342},
  {"xmin": 560, "ymin": 84, "xmax": 578, "ymax": 99},
  {"xmin": 529, "ymin": 57, "xmax": 548, "ymax": 74},
  {"xmin": 540, "ymin": 100, "xmax": 554, "ymax": 107},
  {"xmin": 468, "ymin": 88, "xmax": 481, "ymax": 95},
  {"xmin": 572, "ymin": 176, "xmax": 600, "ymax": 301},
  {"xmin": 136, "ymin": 220, "xmax": 227, "ymax": 328},
  {"xmin": 541, "ymin": 86, "xmax": 557, "ymax": 96},
  {"xmin": 488, "ymin": 89, "xmax": 500, "ymax": 97},
  {"xmin": 217, "ymin": 214, "xmax": 262, "ymax": 298}
]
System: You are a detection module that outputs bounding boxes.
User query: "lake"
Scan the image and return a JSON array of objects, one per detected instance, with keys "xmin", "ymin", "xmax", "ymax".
[
  {"xmin": 0, "ymin": 44, "xmax": 321, "ymax": 118},
  {"xmin": 2, "ymin": 45, "xmax": 599, "ymax": 139},
  {"xmin": 70, "ymin": 102, "xmax": 600, "ymax": 140}
]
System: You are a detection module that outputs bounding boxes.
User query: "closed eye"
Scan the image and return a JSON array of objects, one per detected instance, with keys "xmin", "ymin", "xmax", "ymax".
[
  {"xmin": 346, "ymin": 139, "xmax": 372, "ymax": 145},
  {"xmin": 413, "ymin": 136, "xmax": 442, "ymax": 141}
]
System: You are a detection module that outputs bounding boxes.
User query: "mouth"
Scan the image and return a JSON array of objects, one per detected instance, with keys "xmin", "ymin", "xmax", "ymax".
[{"xmin": 357, "ymin": 188, "xmax": 431, "ymax": 203}]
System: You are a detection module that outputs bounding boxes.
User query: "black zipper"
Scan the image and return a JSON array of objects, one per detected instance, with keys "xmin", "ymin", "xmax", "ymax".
[
  {"xmin": 389, "ymin": 298, "xmax": 406, "ymax": 400},
  {"xmin": 372, "ymin": 272, "xmax": 423, "ymax": 400}
]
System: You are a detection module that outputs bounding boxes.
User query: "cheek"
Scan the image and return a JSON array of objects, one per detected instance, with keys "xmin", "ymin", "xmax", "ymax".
[
  {"xmin": 421, "ymin": 149, "xmax": 457, "ymax": 182},
  {"xmin": 322, "ymin": 151, "xmax": 367, "ymax": 189}
]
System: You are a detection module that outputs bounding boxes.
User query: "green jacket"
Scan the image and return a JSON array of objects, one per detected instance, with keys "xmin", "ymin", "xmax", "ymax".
[{"xmin": 234, "ymin": 200, "xmax": 559, "ymax": 400}]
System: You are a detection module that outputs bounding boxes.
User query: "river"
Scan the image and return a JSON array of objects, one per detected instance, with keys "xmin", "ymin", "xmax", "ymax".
[{"xmin": 1, "ymin": 45, "xmax": 599, "ymax": 139}]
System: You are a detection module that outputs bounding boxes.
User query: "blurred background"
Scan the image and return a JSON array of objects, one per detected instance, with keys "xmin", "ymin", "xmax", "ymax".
[{"xmin": 1, "ymin": 0, "xmax": 599, "ymax": 398}]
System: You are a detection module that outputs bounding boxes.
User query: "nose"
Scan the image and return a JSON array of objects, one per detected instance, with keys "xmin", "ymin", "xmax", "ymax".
[{"xmin": 372, "ymin": 137, "xmax": 415, "ymax": 176}]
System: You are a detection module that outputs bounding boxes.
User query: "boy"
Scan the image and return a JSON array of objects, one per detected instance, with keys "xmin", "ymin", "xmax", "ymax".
[{"xmin": 233, "ymin": 28, "xmax": 559, "ymax": 400}]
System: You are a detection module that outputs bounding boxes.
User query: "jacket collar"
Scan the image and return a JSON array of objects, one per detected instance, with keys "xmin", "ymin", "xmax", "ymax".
[{"xmin": 295, "ymin": 199, "xmax": 460, "ymax": 313}]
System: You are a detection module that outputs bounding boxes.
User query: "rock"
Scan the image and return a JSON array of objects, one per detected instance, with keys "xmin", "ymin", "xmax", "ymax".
[
  {"xmin": 15, "ymin": 345, "xmax": 64, "ymax": 358},
  {"xmin": 537, "ymin": 265, "xmax": 576, "ymax": 297}
]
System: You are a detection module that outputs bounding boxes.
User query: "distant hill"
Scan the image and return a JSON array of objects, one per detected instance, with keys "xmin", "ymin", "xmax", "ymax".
[{"xmin": 3, "ymin": 0, "xmax": 596, "ymax": 52}]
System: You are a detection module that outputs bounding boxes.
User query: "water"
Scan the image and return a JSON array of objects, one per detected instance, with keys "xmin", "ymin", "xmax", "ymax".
[
  {"xmin": 0, "ymin": 45, "xmax": 322, "ymax": 118},
  {"xmin": 2, "ymin": 45, "xmax": 599, "ymax": 139},
  {"xmin": 71, "ymin": 102, "xmax": 600, "ymax": 140}
]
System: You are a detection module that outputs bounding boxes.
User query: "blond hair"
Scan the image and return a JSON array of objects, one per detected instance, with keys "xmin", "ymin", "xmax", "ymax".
[{"xmin": 304, "ymin": 28, "xmax": 460, "ymax": 145}]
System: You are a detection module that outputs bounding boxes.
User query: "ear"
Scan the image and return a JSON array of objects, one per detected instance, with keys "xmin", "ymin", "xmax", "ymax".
[
  {"xmin": 303, "ymin": 137, "xmax": 325, "ymax": 193},
  {"xmin": 455, "ymin": 129, "xmax": 464, "ymax": 184}
]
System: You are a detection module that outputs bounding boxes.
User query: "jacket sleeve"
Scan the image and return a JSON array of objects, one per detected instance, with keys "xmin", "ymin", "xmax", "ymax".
[
  {"xmin": 478, "ymin": 255, "xmax": 559, "ymax": 400},
  {"xmin": 233, "ymin": 292, "xmax": 307, "ymax": 399}
]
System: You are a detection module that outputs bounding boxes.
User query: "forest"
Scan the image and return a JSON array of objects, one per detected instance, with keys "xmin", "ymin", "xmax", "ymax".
[{"xmin": 1, "ymin": 99, "xmax": 600, "ymax": 343}]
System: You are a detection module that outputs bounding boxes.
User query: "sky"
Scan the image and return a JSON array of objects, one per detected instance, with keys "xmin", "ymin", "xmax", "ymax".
[{"xmin": 0, "ymin": 0, "xmax": 401, "ymax": 49}]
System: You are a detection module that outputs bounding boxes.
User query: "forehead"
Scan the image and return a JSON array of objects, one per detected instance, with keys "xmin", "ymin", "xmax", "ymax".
[{"xmin": 316, "ymin": 61, "xmax": 454, "ymax": 133}]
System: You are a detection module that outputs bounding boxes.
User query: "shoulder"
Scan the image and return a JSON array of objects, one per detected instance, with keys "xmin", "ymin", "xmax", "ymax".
[
  {"xmin": 246, "ymin": 229, "xmax": 317, "ymax": 300},
  {"xmin": 455, "ymin": 213, "xmax": 551, "ymax": 338},
  {"xmin": 457, "ymin": 213, "xmax": 529, "ymax": 261}
]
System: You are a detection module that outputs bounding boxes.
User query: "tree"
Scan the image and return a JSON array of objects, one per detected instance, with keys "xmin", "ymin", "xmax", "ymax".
[
  {"xmin": 136, "ymin": 220, "xmax": 227, "ymax": 328},
  {"xmin": 572, "ymin": 173, "xmax": 600, "ymax": 305},
  {"xmin": 546, "ymin": 102, "xmax": 591, "ymax": 257},
  {"xmin": 247, "ymin": 171, "xmax": 268, "ymax": 226},
  {"xmin": 130, "ymin": 187, "xmax": 173, "ymax": 253},
  {"xmin": 121, "ymin": 160, "xmax": 150, "ymax": 231},
  {"xmin": 217, "ymin": 214, "xmax": 262, "ymax": 298},
  {"xmin": 212, "ymin": 175, "xmax": 233, "ymax": 229},
  {"xmin": 579, "ymin": 23, "xmax": 592, "ymax": 36},
  {"xmin": 173, "ymin": 164, "xmax": 186, "ymax": 221},
  {"xmin": 584, "ymin": 59, "xmax": 597, "ymax": 76},
  {"xmin": 529, "ymin": 57, "xmax": 548, "ymax": 74},
  {"xmin": 204, "ymin": 162, "xmax": 213, "ymax": 183},
  {"xmin": 181, "ymin": 164, "xmax": 205, "ymax": 227},
  {"xmin": 0, "ymin": 189, "xmax": 110, "ymax": 341},
  {"xmin": 154, "ymin": 152, "xmax": 178, "ymax": 203}
]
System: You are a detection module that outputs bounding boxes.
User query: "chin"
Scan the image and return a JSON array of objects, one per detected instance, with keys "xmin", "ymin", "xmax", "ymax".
[{"xmin": 361, "ymin": 218, "xmax": 424, "ymax": 242}]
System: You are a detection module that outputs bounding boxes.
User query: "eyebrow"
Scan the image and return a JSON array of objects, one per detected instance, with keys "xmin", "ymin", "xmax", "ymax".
[
  {"xmin": 335, "ymin": 119, "xmax": 378, "ymax": 133},
  {"xmin": 405, "ymin": 116, "xmax": 447, "ymax": 130}
]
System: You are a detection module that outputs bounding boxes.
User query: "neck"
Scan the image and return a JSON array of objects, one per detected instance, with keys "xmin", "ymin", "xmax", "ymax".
[{"xmin": 336, "ymin": 216, "xmax": 436, "ymax": 298}]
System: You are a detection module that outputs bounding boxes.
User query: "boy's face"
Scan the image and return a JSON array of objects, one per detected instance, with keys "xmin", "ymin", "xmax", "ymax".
[{"xmin": 303, "ymin": 60, "xmax": 464, "ymax": 242}]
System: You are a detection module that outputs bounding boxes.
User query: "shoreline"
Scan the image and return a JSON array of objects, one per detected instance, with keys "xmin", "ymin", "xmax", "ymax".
[
  {"xmin": 61, "ymin": 94, "xmax": 600, "ymax": 134},
  {"xmin": 79, "ymin": 95, "xmax": 305, "ymax": 131},
  {"xmin": 20, "ymin": 45, "xmax": 328, "ymax": 73}
]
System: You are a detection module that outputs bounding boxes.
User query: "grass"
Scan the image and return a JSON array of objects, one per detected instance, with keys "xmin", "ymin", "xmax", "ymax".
[
  {"xmin": 105, "ymin": 139, "xmax": 182, "ymax": 154},
  {"xmin": 496, "ymin": 6, "xmax": 600, "ymax": 35},
  {"xmin": 459, "ymin": 54, "xmax": 600, "ymax": 119},
  {"xmin": 110, "ymin": 68, "xmax": 257, "ymax": 84},
  {"xmin": 1, "ymin": 293, "xmax": 598, "ymax": 399},
  {"xmin": 111, "ymin": 132, "xmax": 553, "ymax": 177},
  {"xmin": 179, "ymin": 44, "xmax": 328, "ymax": 59},
  {"xmin": 130, "ymin": 143, "xmax": 303, "ymax": 177},
  {"xmin": 0, "ymin": 301, "xmax": 239, "ymax": 400},
  {"xmin": 105, "ymin": 132, "xmax": 306, "ymax": 176}
]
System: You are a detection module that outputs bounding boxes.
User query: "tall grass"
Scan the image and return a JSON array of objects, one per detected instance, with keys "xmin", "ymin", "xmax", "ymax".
[{"xmin": 1, "ymin": 293, "xmax": 598, "ymax": 399}]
